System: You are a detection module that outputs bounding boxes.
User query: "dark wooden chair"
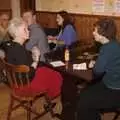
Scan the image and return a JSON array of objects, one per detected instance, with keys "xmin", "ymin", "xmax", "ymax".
[
  {"xmin": 0, "ymin": 58, "xmax": 58, "ymax": 120},
  {"xmin": 0, "ymin": 56, "xmax": 5, "ymax": 82},
  {"xmin": 0, "ymin": 49, "xmax": 7, "ymax": 84},
  {"xmin": 111, "ymin": 110, "xmax": 120, "ymax": 120}
]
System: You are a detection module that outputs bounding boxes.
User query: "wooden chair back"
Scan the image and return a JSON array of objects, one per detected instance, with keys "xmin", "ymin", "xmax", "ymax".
[
  {"xmin": 0, "ymin": 58, "xmax": 58, "ymax": 120},
  {"xmin": 0, "ymin": 57, "xmax": 30, "ymax": 89},
  {"xmin": 0, "ymin": 57, "xmax": 6, "ymax": 82},
  {"xmin": 0, "ymin": 57, "xmax": 5, "ymax": 71}
]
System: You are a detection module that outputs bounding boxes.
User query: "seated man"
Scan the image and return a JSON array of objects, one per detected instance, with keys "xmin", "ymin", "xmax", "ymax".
[
  {"xmin": 0, "ymin": 13, "xmax": 11, "ymax": 44},
  {"xmin": 22, "ymin": 9, "xmax": 50, "ymax": 62}
]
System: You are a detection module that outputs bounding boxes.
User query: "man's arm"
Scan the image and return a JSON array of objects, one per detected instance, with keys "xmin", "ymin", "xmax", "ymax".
[
  {"xmin": 37, "ymin": 27, "xmax": 50, "ymax": 61},
  {"xmin": 93, "ymin": 45, "xmax": 109, "ymax": 76},
  {"xmin": 25, "ymin": 27, "xmax": 38, "ymax": 50}
]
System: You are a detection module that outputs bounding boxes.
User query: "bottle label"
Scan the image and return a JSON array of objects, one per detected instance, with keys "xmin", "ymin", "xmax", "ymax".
[{"xmin": 65, "ymin": 50, "xmax": 69, "ymax": 61}]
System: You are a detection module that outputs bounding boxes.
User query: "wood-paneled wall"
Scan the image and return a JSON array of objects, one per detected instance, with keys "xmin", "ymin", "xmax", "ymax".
[
  {"xmin": 36, "ymin": 11, "xmax": 120, "ymax": 44},
  {"xmin": 0, "ymin": 0, "xmax": 11, "ymax": 10},
  {"xmin": 20, "ymin": 0, "xmax": 35, "ymax": 15},
  {"xmin": 0, "ymin": 9, "xmax": 12, "ymax": 18}
]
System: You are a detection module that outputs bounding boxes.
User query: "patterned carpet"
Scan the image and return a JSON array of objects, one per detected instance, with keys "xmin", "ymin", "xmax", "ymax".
[{"xmin": 0, "ymin": 83, "xmax": 61, "ymax": 120}]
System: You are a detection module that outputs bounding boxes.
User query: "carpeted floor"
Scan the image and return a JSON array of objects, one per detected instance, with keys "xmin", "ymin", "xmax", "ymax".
[
  {"xmin": 0, "ymin": 83, "xmax": 61, "ymax": 120},
  {"xmin": 0, "ymin": 83, "xmax": 120, "ymax": 120}
]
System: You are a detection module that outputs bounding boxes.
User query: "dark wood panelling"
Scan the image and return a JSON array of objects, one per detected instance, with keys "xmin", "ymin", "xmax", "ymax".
[
  {"xmin": 0, "ymin": 0, "xmax": 11, "ymax": 18},
  {"xmin": 0, "ymin": 9, "xmax": 12, "ymax": 18},
  {"xmin": 36, "ymin": 11, "xmax": 57, "ymax": 28},
  {"xmin": 36, "ymin": 11, "xmax": 120, "ymax": 44},
  {"xmin": 20, "ymin": 0, "xmax": 35, "ymax": 15},
  {"xmin": 0, "ymin": 0, "xmax": 11, "ymax": 10}
]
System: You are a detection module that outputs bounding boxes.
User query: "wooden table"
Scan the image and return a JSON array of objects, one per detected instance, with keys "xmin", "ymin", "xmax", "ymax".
[
  {"xmin": 41, "ymin": 60, "xmax": 94, "ymax": 120},
  {"xmin": 44, "ymin": 47, "xmax": 98, "ymax": 83},
  {"xmin": 55, "ymin": 63, "xmax": 93, "ymax": 82},
  {"xmin": 42, "ymin": 60, "xmax": 93, "ymax": 83}
]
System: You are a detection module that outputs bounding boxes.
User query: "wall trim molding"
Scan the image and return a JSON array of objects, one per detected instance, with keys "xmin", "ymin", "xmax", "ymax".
[{"xmin": 36, "ymin": 10, "xmax": 120, "ymax": 19}]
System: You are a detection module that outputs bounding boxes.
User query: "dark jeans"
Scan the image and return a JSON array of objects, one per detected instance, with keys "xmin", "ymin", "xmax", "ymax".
[{"xmin": 76, "ymin": 81, "xmax": 120, "ymax": 120}]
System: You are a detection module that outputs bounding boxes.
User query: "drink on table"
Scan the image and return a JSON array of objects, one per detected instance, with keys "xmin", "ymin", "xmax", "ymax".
[{"xmin": 64, "ymin": 46, "xmax": 70, "ymax": 69}]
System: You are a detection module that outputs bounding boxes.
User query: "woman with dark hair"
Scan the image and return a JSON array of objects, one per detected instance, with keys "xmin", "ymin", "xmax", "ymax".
[
  {"xmin": 76, "ymin": 18, "xmax": 120, "ymax": 120},
  {"xmin": 48, "ymin": 10, "xmax": 77, "ymax": 48}
]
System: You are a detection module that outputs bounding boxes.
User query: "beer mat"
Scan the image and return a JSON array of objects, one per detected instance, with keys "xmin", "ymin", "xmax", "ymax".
[
  {"xmin": 50, "ymin": 61, "xmax": 65, "ymax": 67},
  {"xmin": 73, "ymin": 62, "xmax": 87, "ymax": 70}
]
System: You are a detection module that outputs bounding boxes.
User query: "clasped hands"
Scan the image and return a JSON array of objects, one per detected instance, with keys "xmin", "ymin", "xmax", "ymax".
[{"xmin": 31, "ymin": 46, "xmax": 40, "ymax": 69}]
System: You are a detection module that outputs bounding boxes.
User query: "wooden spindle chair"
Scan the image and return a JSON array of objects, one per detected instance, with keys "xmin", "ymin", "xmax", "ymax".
[
  {"xmin": 111, "ymin": 111, "xmax": 120, "ymax": 120},
  {"xmin": 0, "ymin": 58, "xmax": 58, "ymax": 120},
  {"xmin": 0, "ymin": 57, "xmax": 5, "ymax": 82},
  {"xmin": 0, "ymin": 50, "xmax": 7, "ymax": 84}
]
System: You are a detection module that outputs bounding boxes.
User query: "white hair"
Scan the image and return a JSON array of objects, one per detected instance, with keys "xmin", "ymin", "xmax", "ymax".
[{"xmin": 7, "ymin": 17, "xmax": 24, "ymax": 38}]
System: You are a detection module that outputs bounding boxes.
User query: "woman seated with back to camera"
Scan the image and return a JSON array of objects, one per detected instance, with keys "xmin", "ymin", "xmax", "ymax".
[
  {"xmin": 76, "ymin": 18, "xmax": 120, "ymax": 120},
  {"xmin": 1, "ymin": 18, "xmax": 63, "ymax": 99},
  {"xmin": 48, "ymin": 10, "xmax": 77, "ymax": 50}
]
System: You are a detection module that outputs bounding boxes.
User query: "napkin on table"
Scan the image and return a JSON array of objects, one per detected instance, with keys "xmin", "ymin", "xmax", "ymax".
[
  {"xmin": 73, "ymin": 62, "xmax": 87, "ymax": 70},
  {"xmin": 50, "ymin": 61, "xmax": 65, "ymax": 67}
]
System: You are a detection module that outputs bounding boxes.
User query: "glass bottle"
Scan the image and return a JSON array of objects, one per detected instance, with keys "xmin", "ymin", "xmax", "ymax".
[{"xmin": 64, "ymin": 47, "xmax": 70, "ymax": 69}]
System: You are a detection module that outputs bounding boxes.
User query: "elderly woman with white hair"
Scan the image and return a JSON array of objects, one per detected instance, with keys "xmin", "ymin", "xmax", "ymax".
[{"xmin": 0, "ymin": 18, "xmax": 63, "ymax": 98}]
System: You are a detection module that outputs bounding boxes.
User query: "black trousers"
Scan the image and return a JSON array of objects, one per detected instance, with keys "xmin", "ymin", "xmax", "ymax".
[
  {"xmin": 76, "ymin": 81, "xmax": 120, "ymax": 120},
  {"xmin": 61, "ymin": 75, "xmax": 78, "ymax": 120}
]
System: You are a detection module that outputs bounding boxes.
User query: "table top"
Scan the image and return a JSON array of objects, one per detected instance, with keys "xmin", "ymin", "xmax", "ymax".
[
  {"xmin": 42, "ymin": 60, "xmax": 93, "ymax": 83},
  {"xmin": 45, "ymin": 47, "xmax": 98, "ymax": 62},
  {"xmin": 56, "ymin": 62, "xmax": 93, "ymax": 82},
  {"xmin": 44, "ymin": 48, "xmax": 98, "ymax": 83}
]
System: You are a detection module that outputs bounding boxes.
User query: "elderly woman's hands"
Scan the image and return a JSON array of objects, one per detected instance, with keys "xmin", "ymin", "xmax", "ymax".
[
  {"xmin": 31, "ymin": 46, "xmax": 40, "ymax": 69},
  {"xmin": 31, "ymin": 46, "xmax": 40, "ymax": 62},
  {"xmin": 0, "ymin": 49, "xmax": 5, "ymax": 59}
]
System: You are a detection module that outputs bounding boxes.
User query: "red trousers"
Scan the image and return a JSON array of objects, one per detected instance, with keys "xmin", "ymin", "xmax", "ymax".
[{"xmin": 30, "ymin": 66, "xmax": 63, "ymax": 98}]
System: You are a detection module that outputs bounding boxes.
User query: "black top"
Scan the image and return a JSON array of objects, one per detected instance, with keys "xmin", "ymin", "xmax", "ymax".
[
  {"xmin": 3, "ymin": 41, "xmax": 33, "ymax": 65},
  {"xmin": 0, "ymin": 41, "xmax": 35, "ymax": 82}
]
